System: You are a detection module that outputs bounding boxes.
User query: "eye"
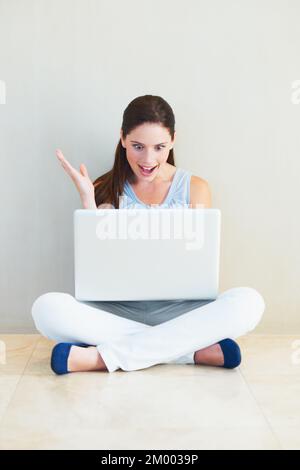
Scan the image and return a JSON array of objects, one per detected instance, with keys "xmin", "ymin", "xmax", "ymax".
[{"xmin": 132, "ymin": 144, "xmax": 165, "ymax": 151}]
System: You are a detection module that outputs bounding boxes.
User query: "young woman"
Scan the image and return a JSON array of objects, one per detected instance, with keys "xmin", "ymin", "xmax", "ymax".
[{"xmin": 31, "ymin": 95, "xmax": 265, "ymax": 374}]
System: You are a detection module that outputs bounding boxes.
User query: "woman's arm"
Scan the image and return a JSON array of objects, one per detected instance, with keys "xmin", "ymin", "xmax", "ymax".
[
  {"xmin": 82, "ymin": 197, "xmax": 97, "ymax": 209},
  {"xmin": 189, "ymin": 175, "xmax": 212, "ymax": 208}
]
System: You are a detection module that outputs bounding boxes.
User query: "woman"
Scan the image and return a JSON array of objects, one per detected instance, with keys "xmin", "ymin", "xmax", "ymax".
[{"xmin": 31, "ymin": 95, "xmax": 265, "ymax": 374}]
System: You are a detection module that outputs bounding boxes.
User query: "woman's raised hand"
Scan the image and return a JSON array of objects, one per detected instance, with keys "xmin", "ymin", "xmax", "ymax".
[{"xmin": 56, "ymin": 149, "xmax": 96, "ymax": 208}]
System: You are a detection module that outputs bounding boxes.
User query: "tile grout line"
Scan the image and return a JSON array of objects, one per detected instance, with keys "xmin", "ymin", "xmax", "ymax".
[
  {"xmin": 238, "ymin": 367, "xmax": 283, "ymax": 450},
  {"xmin": 21, "ymin": 334, "xmax": 43, "ymax": 376},
  {"xmin": 0, "ymin": 335, "xmax": 41, "ymax": 429}
]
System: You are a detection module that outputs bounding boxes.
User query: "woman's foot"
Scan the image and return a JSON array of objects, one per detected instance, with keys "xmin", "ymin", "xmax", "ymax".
[
  {"xmin": 67, "ymin": 345, "xmax": 108, "ymax": 372},
  {"xmin": 193, "ymin": 339, "xmax": 241, "ymax": 369},
  {"xmin": 194, "ymin": 343, "xmax": 224, "ymax": 367}
]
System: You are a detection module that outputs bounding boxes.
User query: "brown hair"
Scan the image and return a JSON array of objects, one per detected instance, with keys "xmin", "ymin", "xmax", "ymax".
[{"xmin": 92, "ymin": 95, "xmax": 176, "ymax": 208}]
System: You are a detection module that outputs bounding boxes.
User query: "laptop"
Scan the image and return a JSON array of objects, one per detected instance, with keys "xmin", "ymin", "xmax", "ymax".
[{"xmin": 73, "ymin": 208, "xmax": 221, "ymax": 301}]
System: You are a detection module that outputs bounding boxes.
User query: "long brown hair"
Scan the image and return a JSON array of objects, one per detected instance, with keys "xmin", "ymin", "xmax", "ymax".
[{"xmin": 93, "ymin": 95, "xmax": 176, "ymax": 208}]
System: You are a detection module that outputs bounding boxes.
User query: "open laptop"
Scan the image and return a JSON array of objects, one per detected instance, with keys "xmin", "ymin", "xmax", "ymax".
[{"xmin": 73, "ymin": 208, "xmax": 221, "ymax": 301}]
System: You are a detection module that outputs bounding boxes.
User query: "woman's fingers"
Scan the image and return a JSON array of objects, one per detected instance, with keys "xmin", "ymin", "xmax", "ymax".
[
  {"xmin": 80, "ymin": 163, "xmax": 89, "ymax": 178},
  {"xmin": 56, "ymin": 149, "xmax": 73, "ymax": 170},
  {"xmin": 56, "ymin": 148, "xmax": 67, "ymax": 163},
  {"xmin": 55, "ymin": 149, "xmax": 94, "ymax": 202},
  {"xmin": 56, "ymin": 149, "xmax": 80, "ymax": 181}
]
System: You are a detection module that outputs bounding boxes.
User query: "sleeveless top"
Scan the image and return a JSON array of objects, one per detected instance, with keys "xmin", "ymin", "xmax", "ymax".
[
  {"xmin": 90, "ymin": 167, "xmax": 194, "ymax": 317},
  {"xmin": 119, "ymin": 167, "xmax": 192, "ymax": 208}
]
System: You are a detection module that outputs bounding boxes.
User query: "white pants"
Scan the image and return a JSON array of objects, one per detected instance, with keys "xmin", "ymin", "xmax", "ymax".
[{"xmin": 31, "ymin": 286, "xmax": 265, "ymax": 372}]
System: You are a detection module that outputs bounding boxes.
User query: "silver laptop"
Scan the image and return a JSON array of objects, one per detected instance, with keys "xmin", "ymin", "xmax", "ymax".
[{"xmin": 74, "ymin": 208, "xmax": 221, "ymax": 301}]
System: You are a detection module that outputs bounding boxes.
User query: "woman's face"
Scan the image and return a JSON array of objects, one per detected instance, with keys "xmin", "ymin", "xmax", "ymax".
[{"xmin": 120, "ymin": 123, "xmax": 175, "ymax": 182}]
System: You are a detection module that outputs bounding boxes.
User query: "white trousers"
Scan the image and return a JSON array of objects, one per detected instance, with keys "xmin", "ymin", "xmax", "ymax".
[{"xmin": 31, "ymin": 286, "xmax": 265, "ymax": 372}]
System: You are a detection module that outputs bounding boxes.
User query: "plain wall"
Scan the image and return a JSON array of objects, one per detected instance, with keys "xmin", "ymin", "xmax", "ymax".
[{"xmin": 0, "ymin": 0, "xmax": 299, "ymax": 333}]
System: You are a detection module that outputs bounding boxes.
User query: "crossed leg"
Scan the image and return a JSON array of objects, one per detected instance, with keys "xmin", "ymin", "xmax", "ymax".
[
  {"xmin": 31, "ymin": 286, "xmax": 265, "ymax": 372},
  {"xmin": 31, "ymin": 292, "xmax": 195, "ymax": 367}
]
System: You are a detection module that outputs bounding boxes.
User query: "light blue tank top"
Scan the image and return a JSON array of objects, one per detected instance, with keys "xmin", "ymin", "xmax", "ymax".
[
  {"xmin": 119, "ymin": 167, "xmax": 192, "ymax": 208},
  {"xmin": 90, "ymin": 167, "xmax": 197, "ymax": 320}
]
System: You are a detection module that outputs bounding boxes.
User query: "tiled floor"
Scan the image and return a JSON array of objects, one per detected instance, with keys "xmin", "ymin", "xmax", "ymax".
[{"xmin": 0, "ymin": 334, "xmax": 299, "ymax": 450}]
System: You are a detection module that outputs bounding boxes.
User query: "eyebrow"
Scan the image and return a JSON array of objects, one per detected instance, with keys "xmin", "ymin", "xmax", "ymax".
[{"xmin": 130, "ymin": 140, "xmax": 168, "ymax": 145}]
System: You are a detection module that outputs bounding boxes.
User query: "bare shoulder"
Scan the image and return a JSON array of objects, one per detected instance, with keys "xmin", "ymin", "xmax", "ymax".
[{"xmin": 189, "ymin": 175, "xmax": 212, "ymax": 208}]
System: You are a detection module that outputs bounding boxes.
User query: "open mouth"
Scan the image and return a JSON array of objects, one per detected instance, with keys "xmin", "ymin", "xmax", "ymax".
[{"xmin": 138, "ymin": 164, "xmax": 158, "ymax": 175}]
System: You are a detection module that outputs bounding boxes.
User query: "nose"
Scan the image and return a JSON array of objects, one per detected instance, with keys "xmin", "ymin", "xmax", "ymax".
[{"xmin": 139, "ymin": 153, "xmax": 158, "ymax": 164}]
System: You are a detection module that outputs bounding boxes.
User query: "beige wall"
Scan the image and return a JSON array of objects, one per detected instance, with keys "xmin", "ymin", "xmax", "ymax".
[{"xmin": 0, "ymin": 0, "xmax": 299, "ymax": 333}]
